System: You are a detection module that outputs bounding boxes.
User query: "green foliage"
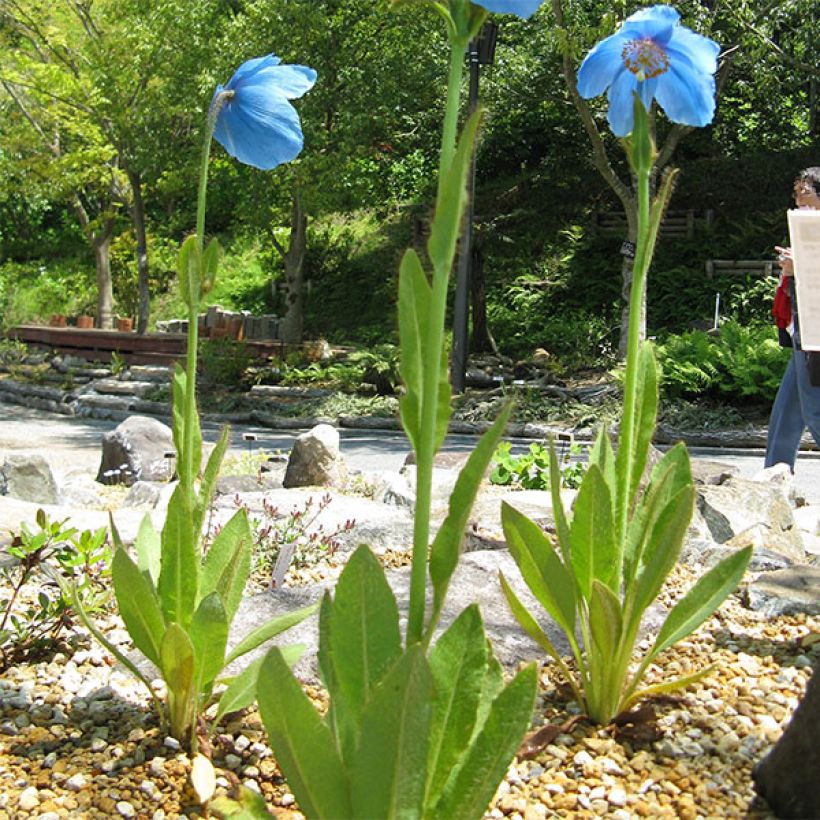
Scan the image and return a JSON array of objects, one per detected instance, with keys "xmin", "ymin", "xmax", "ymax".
[
  {"xmin": 199, "ymin": 338, "xmax": 255, "ymax": 390},
  {"xmin": 0, "ymin": 511, "xmax": 111, "ymax": 670},
  {"xmin": 490, "ymin": 440, "xmax": 586, "ymax": 490},
  {"xmin": 656, "ymin": 321, "xmax": 789, "ymax": 402},
  {"xmin": 502, "ymin": 347, "xmax": 752, "ymax": 725}
]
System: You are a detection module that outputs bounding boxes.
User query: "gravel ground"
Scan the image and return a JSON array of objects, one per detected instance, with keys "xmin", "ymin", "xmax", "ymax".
[{"xmin": 1, "ymin": 556, "xmax": 817, "ymax": 820}]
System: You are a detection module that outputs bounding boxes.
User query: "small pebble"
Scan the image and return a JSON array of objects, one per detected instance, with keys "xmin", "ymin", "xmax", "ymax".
[
  {"xmin": 18, "ymin": 786, "xmax": 40, "ymax": 811},
  {"xmin": 65, "ymin": 774, "xmax": 87, "ymax": 792},
  {"xmin": 163, "ymin": 737, "xmax": 180, "ymax": 751},
  {"xmin": 116, "ymin": 800, "xmax": 136, "ymax": 817}
]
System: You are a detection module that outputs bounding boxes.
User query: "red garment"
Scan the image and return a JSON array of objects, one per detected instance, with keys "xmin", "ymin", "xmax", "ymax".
[{"xmin": 773, "ymin": 275, "xmax": 792, "ymax": 330}]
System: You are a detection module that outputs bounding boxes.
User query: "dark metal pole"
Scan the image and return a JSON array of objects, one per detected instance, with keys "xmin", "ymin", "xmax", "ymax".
[{"xmin": 450, "ymin": 41, "xmax": 480, "ymax": 393}]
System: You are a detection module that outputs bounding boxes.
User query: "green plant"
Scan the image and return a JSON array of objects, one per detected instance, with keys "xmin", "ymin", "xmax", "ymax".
[
  {"xmin": 59, "ymin": 89, "xmax": 316, "ymax": 754},
  {"xmin": 1, "ymin": 511, "xmax": 111, "ymax": 670},
  {"xmin": 247, "ymin": 7, "xmax": 537, "ymax": 818},
  {"xmin": 345, "ymin": 343, "xmax": 401, "ymax": 394},
  {"xmin": 490, "ymin": 439, "xmax": 587, "ymax": 491},
  {"xmin": 0, "ymin": 338, "xmax": 28, "ymax": 366},
  {"xmin": 109, "ymin": 351, "xmax": 128, "ymax": 377},
  {"xmin": 500, "ymin": 93, "xmax": 752, "ymax": 725},
  {"xmin": 199, "ymin": 337, "xmax": 255, "ymax": 390}
]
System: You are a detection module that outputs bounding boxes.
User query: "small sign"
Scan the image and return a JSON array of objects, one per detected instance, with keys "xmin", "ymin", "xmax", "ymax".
[
  {"xmin": 788, "ymin": 209, "xmax": 820, "ymax": 351},
  {"xmin": 620, "ymin": 241, "xmax": 636, "ymax": 259}
]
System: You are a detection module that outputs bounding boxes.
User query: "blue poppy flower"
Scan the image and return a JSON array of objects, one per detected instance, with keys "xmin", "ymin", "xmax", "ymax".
[
  {"xmin": 471, "ymin": 0, "xmax": 544, "ymax": 19},
  {"xmin": 212, "ymin": 55, "xmax": 317, "ymax": 171},
  {"xmin": 577, "ymin": 5, "xmax": 719, "ymax": 137}
]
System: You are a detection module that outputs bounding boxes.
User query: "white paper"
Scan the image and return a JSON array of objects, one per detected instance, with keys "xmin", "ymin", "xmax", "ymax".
[{"xmin": 788, "ymin": 209, "xmax": 820, "ymax": 351}]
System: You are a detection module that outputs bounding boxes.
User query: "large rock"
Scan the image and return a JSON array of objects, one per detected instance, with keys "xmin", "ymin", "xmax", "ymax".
[
  {"xmin": 743, "ymin": 566, "xmax": 820, "ymax": 617},
  {"xmin": 0, "ymin": 454, "xmax": 59, "ymax": 504},
  {"xmin": 754, "ymin": 663, "xmax": 820, "ymax": 818},
  {"xmin": 96, "ymin": 415, "xmax": 175, "ymax": 486},
  {"xmin": 283, "ymin": 424, "xmax": 348, "ymax": 489},
  {"xmin": 697, "ymin": 476, "xmax": 805, "ymax": 563}
]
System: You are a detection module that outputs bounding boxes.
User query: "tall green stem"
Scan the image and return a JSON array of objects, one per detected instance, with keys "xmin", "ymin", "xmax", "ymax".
[{"xmin": 406, "ymin": 38, "xmax": 466, "ymax": 646}]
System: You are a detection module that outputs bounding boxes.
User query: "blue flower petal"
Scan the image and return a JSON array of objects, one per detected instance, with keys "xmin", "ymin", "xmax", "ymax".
[
  {"xmin": 472, "ymin": 0, "xmax": 544, "ymax": 19},
  {"xmin": 212, "ymin": 55, "xmax": 316, "ymax": 171},
  {"xmin": 655, "ymin": 58, "xmax": 716, "ymax": 127},
  {"xmin": 245, "ymin": 64, "xmax": 317, "ymax": 100},
  {"xmin": 214, "ymin": 87, "xmax": 304, "ymax": 170},
  {"xmin": 577, "ymin": 32, "xmax": 630, "ymax": 99},
  {"xmin": 667, "ymin": 26, "xmax": 719, "ymax": 75},
  {"xmin": 227, "ymin": 55, "xmax": 282, "ymax": 89},
  {"xmin": 622, "ymin": 5, "xmax": 679, "ymax": 43},
  {"xmin": 607, "ymin": 69, "xmax": 639, "ymax": 137}
]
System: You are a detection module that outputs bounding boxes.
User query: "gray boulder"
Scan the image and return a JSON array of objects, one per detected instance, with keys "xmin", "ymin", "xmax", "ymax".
[
  {"xmin": 744, "ymin": 566, "xmax": 820, "ymax": 617},
  {"xmin": 283, "ymin": 424, "xmax": 348, "ymax": 489},
  {"xmin": 0, "ymin": 454, "xmax": 58, "ymax": 504},
  {"xmin": 697, "ymin": 476, "xmax": 805, "ymax": 563},
  {"xmin": 96, "ymin": 415, "xmax": 175, "ymax": 486},
  {"xmin": 754, "ymin": 663, "xmax": 820, "ymax": 818}
]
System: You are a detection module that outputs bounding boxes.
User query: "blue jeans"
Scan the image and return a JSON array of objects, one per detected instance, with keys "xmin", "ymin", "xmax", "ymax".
[{"xmin": 765, "ymin": 348, "xmax": 820, "ymax": 469}]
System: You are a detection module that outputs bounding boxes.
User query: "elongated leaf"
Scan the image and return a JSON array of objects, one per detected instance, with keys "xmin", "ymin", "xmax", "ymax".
[
  {"xmin": 112, "ymin": 548, "xmax": 165, "ymax": 667},
  {"xmin": 588, "ymin": 580, "xmax": 622, "ymax": 658},
  {"xmin": 108, "ymin": 512, "xmax": 125, "ymax": 551},
  {"xmin": 224, "ymin": 602, "xmax": 318, "ymax": 666},
  {"xmin": 622, "ymin": 664, "xmax": 715, "ymax": 714},
  {"xmin": 427, "ymin": 110, "xmax": 482, "ymax": 276},
  {"xmin": 501, "ymin": 502, "xmax": 576, "ymax": 637},
  {"xmin": 648, "ymin": 546, "xmax": 752, "ymax": 663},
  {"xmin": 201, "ymin": 237, "xmax": 222, "ymax": 294},
  {"xmin": 587, "ymin": 426, "xmax": 616, "ymax": 491},
  {"xmin": 324, "ymin": 546, "xmax": 402, "ymax": 728},
  {"xmin": 160, "ymin": 622, "xmax": 195, "ymax": 697},
  {"xmin": 623, "ymin": 443, "xmax": 691, "ymax": 591},
  {"xmin": 171, "ymin": 363, "xmax": 185, "ymax": 473},
  {"xmin": 135, "ymin": 514, "xmax": 161, "ymax": 587},
  {"xmin": 625, "ymin": 485, "xmax": 695, "ymax": 634},
  {"xmin": 213, "ymin": 645, "xmax": 304, "ymax": 728},
  {"xmin": 158, "ymin": 485, "xmax": 199, "ymax": 628},
  {"xmin": 426, "ymin": 606, "xmax": 487, "ymax": 804},
  {"xmin": 350, "ymin": 646, "xmax": 432, "ymax": 819},
  {"xmin": 433, "ymin": 664, "xmax": 537, "ymax": 820},
  {"xmin": 171, "ymin": 365, "xmax": 202, "ymax": 487},
  {"xmin": 177, "ymin": 234, "xmax": 200, "ymax": 309},
  {"xmin": 397, "ymin": 248, "xmax": 430, "ymax": 453},
  {"xmin": 547, "ymin": 442, "xmax": 572, "ymax": 564},
  {"xmin": 473, "ymin": 654, "xmax": 504, "ymax": 743},
  {"xmin": 257, "ymin": 647, "xmax": 351, "ymax": 819},
  {"xmin": 195, "ymin": 424, "xmax": 231, "ymax": 531},
  {"xmin": 189, "ymin": 592, "xmax": 228, "ymax": 692},
  {"xmin": 428, "ymin": 405, "xmax": 512, "ymax": 634},
  {"xmin": 568, "ymin": 465, "xmax": 617, "ymax": 598},
  {"xmin": 200, "ymin": 509, "xmax": 252, "ymax": 622},
  {"xmin": 499, "ymin": 572, "xmax": 568, "ymax": 665}
]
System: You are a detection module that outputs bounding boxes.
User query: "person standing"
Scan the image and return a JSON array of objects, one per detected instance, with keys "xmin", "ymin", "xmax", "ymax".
[{"xmin": 764, "ymin": 166, "xmax": 820, "ymax": 469}]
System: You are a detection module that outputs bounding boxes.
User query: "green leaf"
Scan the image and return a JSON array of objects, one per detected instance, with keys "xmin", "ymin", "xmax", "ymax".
[
  {"xmin": 201, "ymin": 237, "xmax": 222, "ymax": 294},
  {"xmin": 499, "ymin": 572, "xmax": 567, "ymax": 666},
  {"xmin": 177, "ymin": 234, "xmax": 201, "ymax": 309},
  {"xmin": 200, "ymin": 509, "xmax": 252, "ymax": 624},
  {"xmin": 647, "ymin": 546, "xmax": 752, "ymax": 663},
  {"xmin": 323, "ymin": 546, "xmax": 402, "ymax": 730},
  {"xmin": 135, "ymin": 514, "xmax": 161, "ymax": 587},
  {"xmin": 158, "ymin": 484, "xmax": 199, "ymax": 629},
  {"xmin": 257, "ymin": 647, "xmax": 351, "ymax": 819},
  {"xmin": 428, "ymin": 405, "xmax": 512, "ymax": 634},
  {"xmin": 433, "ymin": 664, "xmax": 537, "ymax": 820},
  {"xmin": 171, "ymin": 365, "xmax": 202, "ymax": 487},
  {"xmin": 195, "ymin": 424, "xmax": 231, "ymax": 535},
  {"xmin": 623, "ymin": 443, "xmax": 691, "ymax": 592},
  {"xmin": 501, "ymin": 502, "xmax": 576, "ymax": 638},
  {"xmin": 568, "ymin": 465, "xmax": 617, "ymax": 598},
  {"xmin": 427, "ymin": 109, "xmax": 481, "ymax": 276},
  {"xmin": 111, "ymin": 548, "xmax": 165, "ymax": 667},
  {"xmin": 350, "ymin": 645, "xmax": 432, "ymax": 820},
  {"xmin": 588, "ymin": 580, "xmax": 622, "ymax": 658},
  {"xmin": 625, "ymin": 485, "xmax": 695, "ymax": 634},
  {"xmin": 160, "ymin": 622, "xmax": 195, "ymax": 697},
  {"xmin": 224, "ymin": 602, "xmax": 318, "ymax": 666},
  {"xmin": 397, "ymin": 248, "xmax": 430, "ymax": 454},
  {"xmin": 623, "ymin": 664, "xmax": 716, "ymax": 713},
  {"xmin": 211, "ymin": 785, "xmax": 273, "ymax": 819},
  {"xmin": 587, "ymin": 426, "xmax": 615, "ymax": 490},
  {"xmin": 473, "ymin": 654, "xmax": 504, "ymax": 742},
  {"xmin": 547, "ymin": 442, "xmax": 572, "ymax": 564},
  {"xmin": 426, "ymin": 606, "xmax": 487, "ymax": 804},
  {"xmin": 189, "ymin": 591, "xmax": 228, "ymax": 692},
  {"xmin": 214, "ymin": 646, "xmax": 305, "ymax": 728}
]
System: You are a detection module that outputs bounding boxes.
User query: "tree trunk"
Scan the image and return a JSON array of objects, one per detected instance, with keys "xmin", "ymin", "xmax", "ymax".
[
  {"xmin": 278, "ymin": 191, "xmax": 307, "ymax": 345},
  {"xmin": 128, "ymin": 169, "xmax": 151, "ymax": 334},
  {"xmin": 470, "ymin": 244, "xmax": 497, "ymax": 354},
  {"xmin": 94, "ymin": 221, "xmax": 115, "ymax": 330}
]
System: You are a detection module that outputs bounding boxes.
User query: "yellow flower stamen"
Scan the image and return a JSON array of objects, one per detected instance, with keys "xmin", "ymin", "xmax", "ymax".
[{"xmin": 622, "ymin": 37, "xmax": 669, "ymax": 81}]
